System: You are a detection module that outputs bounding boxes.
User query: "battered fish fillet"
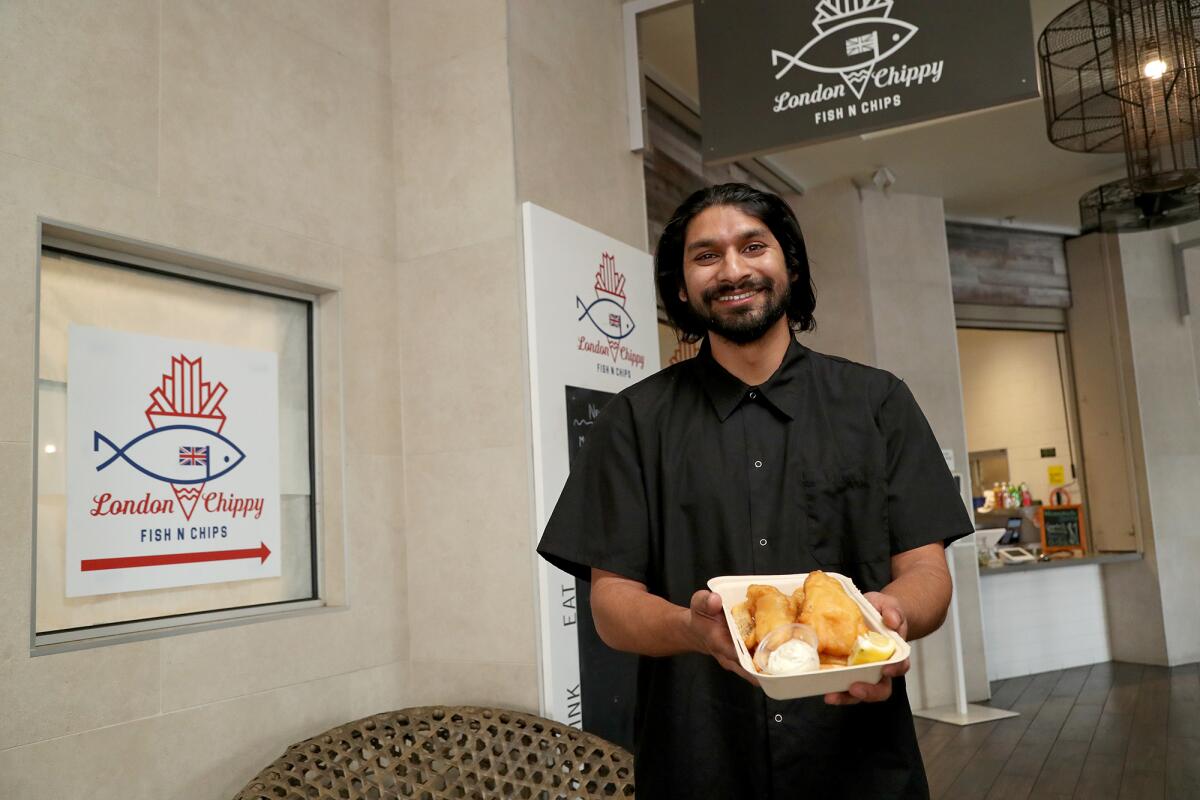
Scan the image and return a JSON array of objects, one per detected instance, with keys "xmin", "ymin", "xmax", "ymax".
[
  {"xmin": 798, "ymin": 571, "xmax": 867, "ymax": 658},
  {"xmin": 746, "ymin": 584, "xmax": 797, "ymax": 646}
]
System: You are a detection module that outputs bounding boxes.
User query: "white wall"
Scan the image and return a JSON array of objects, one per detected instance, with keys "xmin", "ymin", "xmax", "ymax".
[{"xmin": 980, "ymin": 566, "xmax": 1111, "ymax": 681}]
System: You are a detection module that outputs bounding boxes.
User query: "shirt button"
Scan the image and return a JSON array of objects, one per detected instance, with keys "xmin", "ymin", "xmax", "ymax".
[
  {"xmin": 759, "ymin": 538, "xmax": 768, "ymax": 546},
  {"xmin": 774, "ymin": 714, "xmax": 783, "ymax": 723},
  {"xmin": 749, "ymin": 391, "xmax": 757, "ymax": 399},
  {"xmin": 754, "ymin": 460, "xmax": 763, "ymax": 468}
]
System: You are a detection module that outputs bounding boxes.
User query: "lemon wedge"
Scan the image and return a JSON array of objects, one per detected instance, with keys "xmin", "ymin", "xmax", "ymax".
[{"xmin": 849, "ymin": 631, "xmax": 896, "ymax": 665}]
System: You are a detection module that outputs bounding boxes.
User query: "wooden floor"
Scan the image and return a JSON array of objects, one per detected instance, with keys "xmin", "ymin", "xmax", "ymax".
[{"xmin": 916, "ymin": 661, "xmax": 1200, "ymax": 799}]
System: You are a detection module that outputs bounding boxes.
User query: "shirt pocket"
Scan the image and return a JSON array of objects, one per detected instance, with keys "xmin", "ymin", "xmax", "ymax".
[{"xmin": 799, "ymin": 469, "xmax": 889, "ymax": 570}]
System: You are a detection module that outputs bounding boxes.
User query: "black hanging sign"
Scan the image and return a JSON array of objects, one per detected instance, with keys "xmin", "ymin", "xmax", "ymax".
[{"xmin": 693, "ymin": 0, "xmax": 1039, "ymax": 161}]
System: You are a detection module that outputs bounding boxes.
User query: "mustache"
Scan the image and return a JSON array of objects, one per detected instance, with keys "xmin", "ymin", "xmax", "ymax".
[{"xmin": 701, "ymin": 276, "xmax": 775, "ymax": 304}]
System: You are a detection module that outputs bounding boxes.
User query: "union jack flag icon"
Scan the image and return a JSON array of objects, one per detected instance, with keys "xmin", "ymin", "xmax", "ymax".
[
  {"xmin": 179, "ymin": 446, "xmax": 209, "ymax": 466},
  {"xmin": 845, "ymin": 32, "xmax": 878, "ymax": 56}
]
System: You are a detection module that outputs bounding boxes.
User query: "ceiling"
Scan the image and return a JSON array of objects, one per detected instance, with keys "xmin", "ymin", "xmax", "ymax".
[{"xmin": 637, "ymin": 0, "xmax": 1130, "ymax": 232}]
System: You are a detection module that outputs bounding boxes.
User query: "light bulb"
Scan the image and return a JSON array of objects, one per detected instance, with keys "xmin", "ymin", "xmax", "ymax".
[
  {"xmin": 1145, "ymin": 59, "xmax": 1168, "ymax": 79},
  {"xmin": 43, "ymin": 444, "xmax": 56, "ymax": 454}
]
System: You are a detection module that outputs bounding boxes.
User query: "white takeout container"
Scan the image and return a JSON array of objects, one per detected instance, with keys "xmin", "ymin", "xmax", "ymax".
[{"xmin": 707, "ymin": 571, "xmax": 911, "ymax": 701}]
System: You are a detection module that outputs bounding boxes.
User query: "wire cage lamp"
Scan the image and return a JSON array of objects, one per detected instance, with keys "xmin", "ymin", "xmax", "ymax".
[{"xmin": 1040, "ymin": 0, "xmax": 1200, "ymax": 229}]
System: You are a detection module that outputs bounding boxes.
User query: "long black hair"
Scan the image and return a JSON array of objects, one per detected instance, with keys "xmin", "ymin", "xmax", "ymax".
[{"xmin": 655, "ymin": 183, "xmax": 816, "ymax": 343}]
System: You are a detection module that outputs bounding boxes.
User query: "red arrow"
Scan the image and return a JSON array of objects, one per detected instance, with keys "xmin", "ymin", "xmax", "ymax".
[{"xmin": 81, "ymin": 542, "xmax": 271, "ymax": 571}]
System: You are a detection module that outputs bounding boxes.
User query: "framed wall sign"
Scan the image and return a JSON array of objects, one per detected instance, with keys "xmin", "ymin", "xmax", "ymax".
[{"xmin": 34, "ymin": 243, "xmax": 319, "ymax": 646}]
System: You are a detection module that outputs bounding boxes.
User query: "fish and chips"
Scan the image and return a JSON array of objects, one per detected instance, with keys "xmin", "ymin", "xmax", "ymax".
[{"xmin": 731, "ymin": 571, "xmax": 892, "ymax": 674}]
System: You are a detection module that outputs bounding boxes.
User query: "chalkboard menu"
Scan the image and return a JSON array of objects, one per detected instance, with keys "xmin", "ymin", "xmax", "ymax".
[
  {"xmin": 1038, "ymin": 505, "xmax": 1087, "ymax": 552},
  {"xmin": 565, "ymin": 385, "xmax": 616, "ymax": 467},
  {"xmin": 562, "ymin": 385, "xmax": 636, "ymax": 751}
]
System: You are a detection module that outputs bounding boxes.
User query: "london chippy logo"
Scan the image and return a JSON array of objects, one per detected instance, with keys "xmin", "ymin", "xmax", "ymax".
[
  {"xmin": 574, "ymin": 252, "xmax": 646, "ymax": 373},
  {"xmin": 769, "ymin": 0, "xmax": 943, "ymax": 122},
  {"xmin": 90, "ymin": 354, "xmax": 264, "ymax": 521}
]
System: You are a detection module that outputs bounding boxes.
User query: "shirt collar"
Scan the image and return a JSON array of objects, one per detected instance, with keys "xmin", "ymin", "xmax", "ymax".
[{"xmin": 695, "ymin": 336, "xmax": 808, "ymax": 422}]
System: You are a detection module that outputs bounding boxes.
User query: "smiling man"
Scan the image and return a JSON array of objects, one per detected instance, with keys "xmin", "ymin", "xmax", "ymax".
[{"xmin": 537, "ymin": 183, "xmax": 972, "ymax": 798}]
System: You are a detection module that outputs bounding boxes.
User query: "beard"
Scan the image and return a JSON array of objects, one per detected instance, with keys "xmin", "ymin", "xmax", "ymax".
[{"xmin": 691, "ymin": 276, "xmax": 791, "ymax": 344}]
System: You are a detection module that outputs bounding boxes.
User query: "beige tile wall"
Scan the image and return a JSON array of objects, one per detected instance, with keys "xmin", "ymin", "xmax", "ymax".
[
  {"xmin": 0, "ymin": 0, "xmax": 160, "ymax": 192},
  {"xmin": 1115, "ymin": 226, "xmax": 1200, "ymax": 665},
  {"xmin": 787, "ymin": 185, "xmax": 876, "ymax": 364},
  {"xmin": 3, "ymin": 0, "xmax": 649, "ymax": 794},
  {"xmin": 392, "ymin": 0, "xmax": 650, "ymax": 718},
  {"xmin": 791, "ymin": 181, "xmax": 988, "ymax": 707},
  {"xmin": 1066, "ymin": 233, "xmax": 1164, "ymax": 666},
  {"xmin": 861, "ymin": 189, "xmax": 986, "ymax": 707},
  {"xmin": 0, "ymin": 660, "xmax": 407, "ymax": 800},
  {"xmin": 1067, "ymin": 234, "xmax": 1170, "ymax": 664},
  {"xmin": 390, "ymin": 0, "xmax": 540, "ymax": 716},
  {"xmin": 0, "ymin": 1, "xmax": 407, "ymax": 796},
  {"xmin": 508, "ymin": 0, "xmax": 648, "ymax": 251}
]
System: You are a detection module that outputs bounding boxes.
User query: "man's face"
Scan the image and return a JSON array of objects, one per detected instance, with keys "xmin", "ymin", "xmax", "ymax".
[{"xmin": 679, "ymin": 205, "xmax": 792, "ymax": 344}]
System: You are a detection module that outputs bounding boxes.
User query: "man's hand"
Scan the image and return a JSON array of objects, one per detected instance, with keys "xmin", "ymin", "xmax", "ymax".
[
  {"xmin": 824, "ymin": 542, "xmax": 955, "ymax": 705},
  {"xmin": 824, "ymin": 591, "xmax": 909, "ymax": 706},
  {"xmin": 685, "ymin": 590, "xmax": 759, "ymax": 685},
  {"xmin": 863, "ymin": 590, "xmax": 908, "ymax": 640},
  {"xmin": 589, "ymin": 569, "xmax": 755, "ymax": 685}
]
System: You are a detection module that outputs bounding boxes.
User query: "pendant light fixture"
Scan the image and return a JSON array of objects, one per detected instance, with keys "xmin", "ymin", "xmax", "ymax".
[{"xmin": 1040, "ymin": 1, "xmax": 1200, "ymax": 231}]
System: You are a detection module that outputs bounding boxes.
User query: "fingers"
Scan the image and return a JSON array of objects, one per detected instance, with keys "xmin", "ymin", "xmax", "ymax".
[
  {"xmin": 865, "ymin": 591, "xmax": 907, "ymax": 638},
  {"xmin": 824, "ymin": 691, "xmax": 858, "ymax": 706},
  {"xmin": 689, "ymin": 592, "xmax": 754, "ymax": 683},
  {"xmin": 864, "ymin": 590, "xmax": 886, "ymax": 612},
  {"xmin": 690, "ymin": 589, "xmax": 724, "ymax": 620},
  {"xmin": 825, "ymin": 676, "xmax": 893, "ymax": 705},
  {"xmin": 719, "ymin": 656, "xmax": 759, "ymax": 686},
  {"xmin": 883, "ymin": 605, "xmax": 903, "ymax": 631},
  {"xmin": 882, "ymin": 658, "xmax": 910, "ymax": 678}
]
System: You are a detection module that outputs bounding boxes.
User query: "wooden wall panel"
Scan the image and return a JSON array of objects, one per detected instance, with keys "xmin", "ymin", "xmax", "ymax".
[{"xmin": 948, "ymin": 222, "xmax": 1071, "ymax": 308}]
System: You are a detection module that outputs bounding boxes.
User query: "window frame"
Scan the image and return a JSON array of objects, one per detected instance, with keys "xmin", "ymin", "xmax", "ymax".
[
  {"xmin": 953, "ymin": 317, "xmax": 1100, "ymax": 556},
  {"xmin": 30, "ymin": 222, "xmax": 335, "ymax": 655}
]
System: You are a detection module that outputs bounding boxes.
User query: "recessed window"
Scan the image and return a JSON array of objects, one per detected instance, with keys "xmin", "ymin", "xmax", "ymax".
[{"xmin": 34, "ymin": 241, "xmax": 319, "ymax": 648}]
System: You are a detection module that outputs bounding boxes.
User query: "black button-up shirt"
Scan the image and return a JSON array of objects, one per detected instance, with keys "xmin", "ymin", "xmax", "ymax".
[{"xmin": 538, "ymin": 338, "xmax": 973, "ymax": 799}]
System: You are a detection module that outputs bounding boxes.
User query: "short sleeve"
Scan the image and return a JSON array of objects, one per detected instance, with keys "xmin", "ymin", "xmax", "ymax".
[
  {"xmin": 536, "ymin": 395, "xmax": 650, "ymax": 584},
  {"xmin": 878, "ymin": 379, "xmax": 974, "ymax": 554}
]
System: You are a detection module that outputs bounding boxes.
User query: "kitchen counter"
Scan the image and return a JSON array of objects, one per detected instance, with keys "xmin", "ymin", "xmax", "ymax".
[
  {"xmin": 978, "ymin": 551, "xmax": 1141, "ymax": 575},
  {"xmin": 976, "ymin": 553, "xmax": 1141, "ymax": 680}
]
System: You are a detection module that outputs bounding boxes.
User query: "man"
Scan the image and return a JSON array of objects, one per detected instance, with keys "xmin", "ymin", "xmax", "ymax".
[{"xmin": 538, "ymin": 183, "xmax": 972, "ymax": 798}]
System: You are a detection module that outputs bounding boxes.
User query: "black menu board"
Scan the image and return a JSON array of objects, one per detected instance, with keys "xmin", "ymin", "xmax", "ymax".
[
  {"xmin": 563, "ymin": 385, "xmax": 636, "ymax": 751},
  {"xmin": 1039, "ymin": 505, "xmax": 1085, "ymax": 551}
]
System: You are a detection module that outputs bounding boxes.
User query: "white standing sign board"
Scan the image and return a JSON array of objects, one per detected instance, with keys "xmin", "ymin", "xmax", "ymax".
[
  {"xmin": 66, "ymin": 324, "xmax": 281, "ymax": 597},
  {"xmin": 522, "ymin": 204, "xmax": 661, "ymax": 725}
]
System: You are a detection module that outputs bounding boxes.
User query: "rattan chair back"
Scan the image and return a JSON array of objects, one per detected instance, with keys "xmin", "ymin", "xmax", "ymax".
[{"xmin": 232, "ymin": 706, "xmax": 635, "ymax": 800}]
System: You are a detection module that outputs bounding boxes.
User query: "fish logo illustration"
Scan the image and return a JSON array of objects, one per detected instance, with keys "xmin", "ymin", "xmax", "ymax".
[
  {"xmin": 93, "ymin": 355, "xmax": 241, "ymax": 520},
  {"xmin": 772, "ymin": 0, "xmax": 918, "ymax": 99},
  {"xmin": 93, "ymin": 426, "xmax": 245, "ymax": 485},
  {"xmin": 576, "ymin": 252, "xmax": 636, "ymax": 340}
]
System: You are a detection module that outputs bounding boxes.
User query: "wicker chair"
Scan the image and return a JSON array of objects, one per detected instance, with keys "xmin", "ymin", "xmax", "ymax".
[{"xmin": 232, "ymin": 706, "xmax": 635, "ymax": 800}]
